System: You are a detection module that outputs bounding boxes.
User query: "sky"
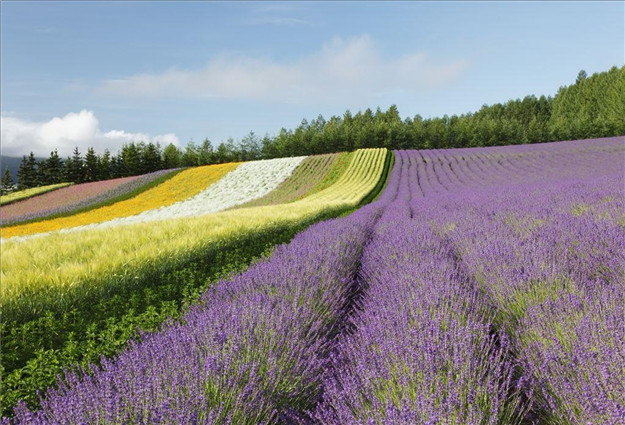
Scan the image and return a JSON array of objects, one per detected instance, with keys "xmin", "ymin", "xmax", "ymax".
[{"xmin": 1, "ymin": 1, "xmax": 623, "ymax": 158}]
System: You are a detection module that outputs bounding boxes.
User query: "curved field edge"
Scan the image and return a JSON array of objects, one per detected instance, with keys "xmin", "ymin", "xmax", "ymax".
[
  {"xmin": 0, "ymin": 183, "xmax": 73, "ymax": 206},
  {"xmin": 1, "ymin": 163, "xmax": 239, "ymax": 238},
  {"xmin": 233, "ymin": 153, "xmax": 340, "ymax": 209},
  {"xmin": 1, "ymin": 148, "xmax": 390, "ymax": 417},
  {"xmin": 0, "ymin": 169, "xmax": 183, "ymax": 228}
]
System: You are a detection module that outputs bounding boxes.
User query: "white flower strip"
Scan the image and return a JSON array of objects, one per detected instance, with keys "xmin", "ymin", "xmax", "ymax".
[{"xmin": 3, "ymin": 157, "xmax": 305, "ymax": 243}]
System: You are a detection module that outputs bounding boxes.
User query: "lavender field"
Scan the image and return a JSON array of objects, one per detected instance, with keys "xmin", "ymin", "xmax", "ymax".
[{"xmin": 5, "ymin": 137, "xmax": 624, "ymax": 424}]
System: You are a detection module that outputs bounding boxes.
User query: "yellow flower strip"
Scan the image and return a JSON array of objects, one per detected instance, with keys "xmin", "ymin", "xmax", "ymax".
[
  {"xmin": 1, "ymin": 149, "xmax": 387, "ymax": 319},
  {"xmin": 1, "ymin": 163, "xmax": 240, "ymax": 238}
]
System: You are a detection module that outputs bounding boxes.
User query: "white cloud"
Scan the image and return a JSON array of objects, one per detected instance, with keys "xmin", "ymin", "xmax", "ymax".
[
  {"xmin": 99, "ymin": 35, "xmax": 469, "ymax": 105},
  {"xmin": 1, "ymin": 110, "xmax": 179, "ymax": 158}
]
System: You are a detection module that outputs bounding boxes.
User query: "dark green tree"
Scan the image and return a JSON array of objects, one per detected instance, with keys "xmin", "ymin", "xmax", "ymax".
[
  {"xmin": 84, "ymin": 147, "xmax": 100, "ymax": 182},
  {"xmin": 182, "ymin": 141, "xmax": 199, "ymax": 167},
  {"xmin": 64, "ymin": 147, "xmax": 84, "ymax": 183},
  {"xmin": 16, "ymin": 153, "xmax": 38, "ymax": 190},
  {"xmin": 1, "ymin": 168, "xmax": 15, "ymax": 194},
  {"xmin": 162, "ymin": 143, "xmax": 182, "ymax": 169},
  {"xmin": 141, "ymin": 142, "xmax": 162, "ymax": 173},
  {"xmin": 120, "ymin": 143, "xmax": 141, "ymax": 176},
  {"xmin": 99, "ymin": 149, "xmax": 112, "ymax": 180},
  {"xmin": 45, "ymin": 150, "xmax": 64, "ymax": 184}
]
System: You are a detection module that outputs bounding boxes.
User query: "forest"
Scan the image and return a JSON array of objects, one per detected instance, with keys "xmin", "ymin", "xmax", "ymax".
[{"xmin": 2, "ymin": 65, "xmax": 623, "ymax": 193}]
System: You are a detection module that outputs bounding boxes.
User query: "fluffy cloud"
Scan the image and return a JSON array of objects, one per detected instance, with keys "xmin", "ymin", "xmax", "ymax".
[
  {"xmin": 1, "ymin": 110, "xmax": 179, "ymax": 158},
  {"xmin": 99, "ymin": 35, "xmax": 468, "ymax": 104}
]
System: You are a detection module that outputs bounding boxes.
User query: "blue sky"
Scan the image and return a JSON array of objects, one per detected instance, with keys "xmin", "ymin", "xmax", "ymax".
[{"xmin": 1, "ymin": 1, "xmax": 623, "ymax": 157}]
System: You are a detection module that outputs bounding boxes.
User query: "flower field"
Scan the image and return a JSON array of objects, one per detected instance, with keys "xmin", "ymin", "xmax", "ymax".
[
  {"xmin": 0, "ymin": 183, "xmax": 73, "ymax": 206},
  {"xmin": 0, "ymin": 163, "xmax": 238, "ymax": 238},
  {"xmin": 0, "ymin": 169, "xmax": 179, "ymax": 226},
  {"xmin": 2, "ymin": 138, "xmax": 623, "ymax": 423},
  {"xmin": 0, "ymin": 148, "xmax": 389, "ymax": 415}
]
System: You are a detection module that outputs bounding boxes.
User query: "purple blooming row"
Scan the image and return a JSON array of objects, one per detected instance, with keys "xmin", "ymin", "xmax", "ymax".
[
  {"xmin": 313, "ymin": 151, "xmax": 527, "ymax": 424},
  {"xmin": 312, "ymin": 138, "xmax": 623, "ymax": 424},
  {"xmin": 0, "ymin": 169, "xmax": 179, "ymax": 226},
  {"xmin": 443, "ymin": 175, "xmax": 625, "ymax": 424}
]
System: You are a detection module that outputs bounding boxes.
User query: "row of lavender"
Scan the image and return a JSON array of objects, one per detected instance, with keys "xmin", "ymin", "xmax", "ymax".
[
  {"xmin": 315, "ymin": 139, "xmax": 624, "ymax": 424},
  {"xmin": 313, "ymin": 151, "xmax": 527, "ymax": 423},
  {"xmin": 6, "ymin": 137, "xmax": 623, "ymax": 423}
]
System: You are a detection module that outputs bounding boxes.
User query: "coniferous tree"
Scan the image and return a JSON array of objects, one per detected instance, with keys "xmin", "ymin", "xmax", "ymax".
[
  {"xmin": 16, "ymin": 153, "xmax": 38, "ymax": 190},
  {"xmin": 141, "ymin": 142, "xmax": 162, "ymax": 173},
  {"xmin": 198, "ymin": 138, "xmax": 214, "ymax": 165},
  {"xmin": 84, "ymin": 147, "xmax": 99, "ymax": 182},
  {"xmin": 182, "ymin": 141, "xmax": 199, "ymax": 167},
  {"xmin": 1, "ymin": 168, "xmax": 15, "ymax": 194},
  {"xmin": 162, "ymin": 143, "xmax": 182, "ymax": 169},
  {"xmin": 121, "ymin": 143, "xmax": 141, "ymax": 176},
  {"xmin": 65, "ymin": 147, "xmax": 84, "ymax": 183},
  {"xmin": 45, "ymin": 150, "xmax": 64, "ymax": 184},
  {"xmin": 99, "ymin": 149, "xmax": 112, "ymax": 180}
]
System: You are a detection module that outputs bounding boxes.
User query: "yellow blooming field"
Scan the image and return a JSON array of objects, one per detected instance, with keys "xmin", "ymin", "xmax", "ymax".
[{"xmin": 0, "ymin": 163, "xmax": 239, "ymax": 238}]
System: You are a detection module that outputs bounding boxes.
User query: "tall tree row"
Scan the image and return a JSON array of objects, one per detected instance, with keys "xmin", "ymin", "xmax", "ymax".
[{"xmin": 3, "ymin": 66, "xmax": 623, "ymax": 194}]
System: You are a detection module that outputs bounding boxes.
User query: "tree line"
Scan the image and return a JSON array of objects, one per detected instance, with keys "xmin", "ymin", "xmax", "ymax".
[{"xmin": 2, "ymin": 66, "xmax": 623, "ymax": 194}]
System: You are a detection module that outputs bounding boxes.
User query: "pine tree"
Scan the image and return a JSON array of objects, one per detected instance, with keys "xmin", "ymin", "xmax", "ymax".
[
  {"xmin": 16, "ymin": 153, "xmax": 38, "ymax": 190},
  {"xmin": 1, "ymin": 168, "xmax": 15, "ymax": 195},
  {"xmin": 121, "ymin": 143, "xmax": 141, "ymax": 176},
  {"xmin": 99, "ymin": 149, "xmax": 112, "ymax": 180},
  {"xmin": 141, "ymin": 142, "xmax": 162, "ymax": 173},
  {"xmin": 84, "ymin": 147, "xmax": 99, "ymax": 182},
  {"xmin": 162, "ymin": 143, "xmax": 182, "ymax": 169},
  {"xmin": 45, "ymin": 150, "xmax": 64, "ymax": 184},
  {"xmin": 198, "ymin": 138, "xmax": 214, "ymax": 165},
  {"xmin": 64, "ymin": 147, "xmax": 84, "ymax": 183}
]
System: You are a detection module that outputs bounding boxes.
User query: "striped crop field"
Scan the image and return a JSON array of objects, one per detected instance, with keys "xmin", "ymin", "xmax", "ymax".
[
  {"xmin": 234, "ymin": 152, "xmax": 341, "ymax": 208},
  {"xmin": 2, "ymin": 138, "xmax": 623, "ymax": 424},
  {"xmin": 0, "ymin": 148, "xmax": 388, "ymax": 415},
  {"xmin": 0, "ymin": 163, "xmax": 238, "ymax": 238},
  {"xmin": 0, "ymin": 182, "xmax": 73, "ymax": 206},
  {"xmin": 0, "ymin": 169, "xmax": 180, "ymax": 226}
]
